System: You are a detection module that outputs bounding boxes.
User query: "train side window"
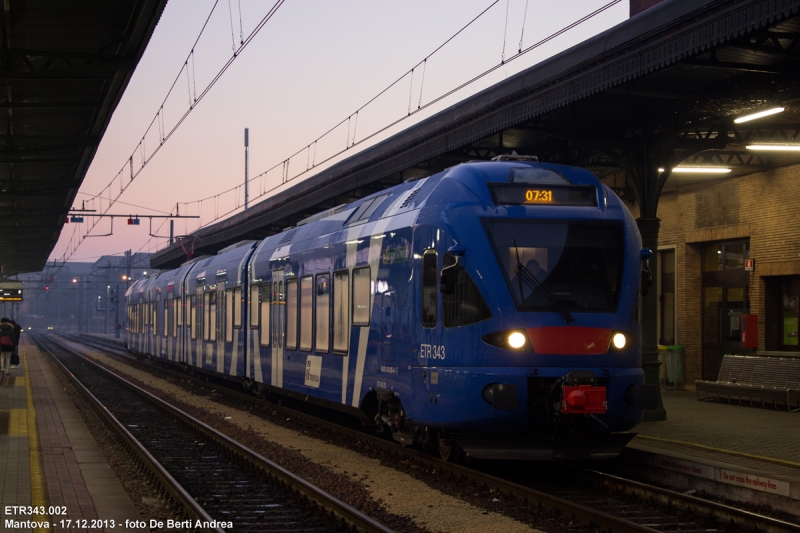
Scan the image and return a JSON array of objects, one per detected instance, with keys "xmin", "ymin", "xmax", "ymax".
[
  {"xmin": 441, "ymin": 253, "xmax": 492, "ymax": 328},
  {"xmin": 316, "ymin": 274, "xmax": 330, "ymax": 353},
  {"xmin": 234, "ymin": 286, "xmax": 242, "ymax": 329},
  {"xmin": 163, "ymin": 299, "xmax": 169, "ymax": 337},
  {"xmin": 422, "ymin": 250, "xmax": 438, "ymax": 327},
  {"xmin": 190, "ymin": 296, "xmax": 197, "ymax": 340},
  {"xmin": 209, "ymin": 290, "xmax": 217, "ymax": 342},
  {"xmin": 333, "ymin": 271, "xmax": 350, "ymax": 353},
  {"xmin": 299, "ymin": 276, "xmax": 313, "ymax": 351},
  {"xmin": 352, "ymin": 267, "xmax": 371, "ymax": 326},
  {"xmin": 225, "ymin": 288, "xmax": 234, "ymax": 343},
  {"xmin": 250, "ymin": 284, "xmax": 259, "ymax": 328},
  {"xmin": 176, "ymin": 295, "xmax": 183, "ymax": 328},
  {"xmin": 259, "ymin": 283, "xmax": 270, "ymax": 346},
  {"xmin": 286, "ymin": 279, "xmax": 298, "ymax": 350},
  {"xmin": 172, "ymin": 298, "xmax": 178, "ymax": 337},
  {"xmin": 203, "ymin": 292, "xmax": 210, "ymax": 341}
]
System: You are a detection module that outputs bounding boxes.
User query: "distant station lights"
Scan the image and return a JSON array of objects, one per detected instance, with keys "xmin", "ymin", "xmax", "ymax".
[
  {"xmin": 733, "ymin": 106, "xmax": 784, "ymax": 124},
  {"xmin": 746, "ymin": 144, "xmax": 800, "ymax": 151},
  {"xmin": 659, "ymin": 167, "xmax": 732, "ymax": 174}
]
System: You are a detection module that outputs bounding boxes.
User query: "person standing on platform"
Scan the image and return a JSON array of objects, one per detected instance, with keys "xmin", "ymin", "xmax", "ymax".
[
  {"xmin": 0, "ymin": 318, "xmax": 14, "ymax": 375},
  {"xmin": 115, "ymin": 320, "xmax": 121, "ymax": 338},
  {"xmin": 10, "ymin": 319, "xmax": 21, "ymax": 367}
]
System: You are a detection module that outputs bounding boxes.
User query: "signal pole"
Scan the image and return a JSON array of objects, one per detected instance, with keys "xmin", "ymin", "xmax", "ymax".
[{"xmin": 244, "ymin": 127, "xmax": 249, "ymax": 210}]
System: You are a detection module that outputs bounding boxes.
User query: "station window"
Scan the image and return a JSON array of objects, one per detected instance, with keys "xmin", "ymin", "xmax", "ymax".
[
  {"xmin": 250, "ymin": 284, "xmax": 259, "ymax": 328},
  {"xmin": 234, "ymin": 286, "xmax": 242, "ymax": 329},
  {"xmin": 225, "ymin": 289, "xmax": 234, "ymax": 343},
  {"xmin": 259, "ymin": 283, "xmax": 270, "ymax": 346},
  {"xmin": 286, "ymin": 279, "xmax": 298, "ymax": 350},
  {"xmin": 333, "ymin": 271, "xmax": 349, "ymax": 353},
  {"xmin": 352, "ymin": 267, "xmax": 371, "ymax": 326},
  {"xmin": 422, "ymin": 250, "xmax": 438, "ymax": 327},
  {"xmin": 299, "ymin": 276, "xmax": 313, "ymax": 351},
  {"xmin": 316, "ymin": 274, "xmax": 330, "ymax": 353},
  {"xmin": 441, "ymin": 253, "xmax": 492, "ymax": 328}
]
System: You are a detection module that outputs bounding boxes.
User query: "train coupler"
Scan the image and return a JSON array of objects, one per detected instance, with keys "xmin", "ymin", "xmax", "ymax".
[{"xmin": 560, "ymin": 371, "xmax": 606, "ymax": 415}]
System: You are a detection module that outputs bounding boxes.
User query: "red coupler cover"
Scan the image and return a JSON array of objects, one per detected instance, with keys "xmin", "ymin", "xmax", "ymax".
[{"xmin": 561, "ymin": 385, "xmax": 607, "ymax": 414}]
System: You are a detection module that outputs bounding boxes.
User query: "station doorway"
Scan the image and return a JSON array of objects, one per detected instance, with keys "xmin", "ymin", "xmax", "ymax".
[{"xmin": 701, "ymin": 240, "xmax": 750, "ymax": 380}]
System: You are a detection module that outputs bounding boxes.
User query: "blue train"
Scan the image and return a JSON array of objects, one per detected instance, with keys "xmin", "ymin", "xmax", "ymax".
[{"xmin": 126, "ymin": 158, "xmax": 658, "ymax": 460}]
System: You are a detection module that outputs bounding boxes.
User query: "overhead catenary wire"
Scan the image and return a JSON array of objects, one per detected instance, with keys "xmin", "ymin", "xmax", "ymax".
[
  {"xmin": 518, "ymin": 0, "xmax": 530, "ymax": 52},
  {"xmin": 54, "ymin": 0, "xmax": 286, "ymax": 264},
  {"xmin": 172, "ymin": 0, "xmax": 621, "ymax": 237}
]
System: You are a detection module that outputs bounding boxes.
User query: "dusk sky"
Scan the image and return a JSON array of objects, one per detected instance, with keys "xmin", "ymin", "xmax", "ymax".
[{"xmin": 52, "ymin": 0, "xmax": 630, "ymax": 264}]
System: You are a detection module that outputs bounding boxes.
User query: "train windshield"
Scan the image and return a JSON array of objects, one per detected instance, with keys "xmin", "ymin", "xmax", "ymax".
[{"xmin": 484, "ymin": 220, "xmax": 624, "ymax": 312}]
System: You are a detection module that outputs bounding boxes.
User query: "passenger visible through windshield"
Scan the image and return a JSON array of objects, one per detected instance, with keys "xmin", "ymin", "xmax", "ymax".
[{"xmin": 484, "ymin": 220, "xmax": 624, "ymax": 312}]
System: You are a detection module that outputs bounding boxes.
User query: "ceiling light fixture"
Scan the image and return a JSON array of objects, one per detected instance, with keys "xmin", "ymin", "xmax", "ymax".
[
  {"xmin": 671, "ymin": 167, "xmax": 731, "ymax": 174},
  {"xmin": 745, "ymin": 144, "xmax": 800, "ymax": 151},
  {"xmin": 733, "ymin": 107, "xmax": 785, "ymax": 123}
]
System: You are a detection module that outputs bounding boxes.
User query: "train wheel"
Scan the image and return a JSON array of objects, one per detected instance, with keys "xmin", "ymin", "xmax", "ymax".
[{"xmin": 437, "ymin": 430, "xmax": 462, "ymax": 462}]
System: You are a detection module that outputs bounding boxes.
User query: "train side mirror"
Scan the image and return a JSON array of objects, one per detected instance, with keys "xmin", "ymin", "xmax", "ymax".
[{"xmin": 440, "ymin": 246, "xmax": 464, "ymax": 295}]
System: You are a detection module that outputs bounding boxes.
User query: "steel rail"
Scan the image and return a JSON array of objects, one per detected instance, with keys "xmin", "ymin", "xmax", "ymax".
[
  {"xmin": 39, "ymin": 334, "xmax": 396, "ymax": 533},
  {"xmin": 33, "ymin": 335, "xmax": 226, "ymax": 533},
  {"xmin": 580, "ymin": 468, "xmax": 800, "ymax": 533},
  {"xmin": 68, "ymin": 333, "xmax": 800, "ymax": 533}
]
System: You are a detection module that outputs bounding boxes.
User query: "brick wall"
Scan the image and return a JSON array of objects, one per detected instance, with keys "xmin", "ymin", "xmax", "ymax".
[
  {"xmin": 603, "ymin": 162, "xmax": 800, "ymax": 382},
  {"xmin": 630, "ymin": 0, "xmax": 666, "ymax": 17},
  {"xmin": 659, "ymin": 162, "xmax": 800, "ymax": 382}
]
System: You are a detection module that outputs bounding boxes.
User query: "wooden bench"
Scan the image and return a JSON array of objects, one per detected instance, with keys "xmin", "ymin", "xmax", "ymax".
[{"xmin": 696, "ymin": 354, "xmax": 800, "ymax": 411}]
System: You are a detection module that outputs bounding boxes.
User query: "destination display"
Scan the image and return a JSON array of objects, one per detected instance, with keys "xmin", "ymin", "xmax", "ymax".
[{"xmin": 490, "ymin": 184, "xmax": 597, "ymax": 206}]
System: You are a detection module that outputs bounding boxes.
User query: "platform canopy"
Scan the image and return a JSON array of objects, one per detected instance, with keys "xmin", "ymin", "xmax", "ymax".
[
  {"xmin": 0, "ymin": 0, "xmax": 168, "ymax": 275},
  {"xmin": 151, "ymin": 0, "xmax": 800, "ymax": 270}
]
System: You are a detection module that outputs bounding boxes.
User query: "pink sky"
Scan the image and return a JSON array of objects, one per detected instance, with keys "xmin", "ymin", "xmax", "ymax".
[{"xmin": 52, "ymin": 0, "xmax": 629, "ymax": 264}]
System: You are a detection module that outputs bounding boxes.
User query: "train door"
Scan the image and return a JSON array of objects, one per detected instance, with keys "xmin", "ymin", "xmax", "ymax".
[
  {"xmin": 271, "ymin": 270, "xmax": 285, "ymax": 388},
  {"xmin": 380, "ymin": 292, "xmax": 395, "ymax": 362}
]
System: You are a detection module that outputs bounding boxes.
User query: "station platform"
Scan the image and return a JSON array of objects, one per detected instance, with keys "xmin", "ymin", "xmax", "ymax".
[
  {"xmin": 0, "ymin": 336, "xmax": 140, "ymax": 533},
  {"xmin": 622, "ymin": 387, "xmax": 800, "ymax": 515}
]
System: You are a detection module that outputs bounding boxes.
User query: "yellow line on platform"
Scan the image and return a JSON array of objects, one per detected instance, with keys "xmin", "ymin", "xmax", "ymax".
[
  {"xmin": 636, "ymin": 434, "xmax": 800, "ymax": 468},
  {"xmin": 24, "ymin": 344, "xmax": 51, "ymax": 533}
]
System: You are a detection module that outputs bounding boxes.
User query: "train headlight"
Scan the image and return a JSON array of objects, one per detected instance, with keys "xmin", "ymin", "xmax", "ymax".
[
  {"xmin": 612, "ymin": 333, "xmax": 627, "ymax": 350},
  {"xmin": 607, "ymin": 331, "xmax": 637, "ymax": 352},
  {"xmin": 482, "ymin": 330, "xmax": 534, "ymax": 352}
]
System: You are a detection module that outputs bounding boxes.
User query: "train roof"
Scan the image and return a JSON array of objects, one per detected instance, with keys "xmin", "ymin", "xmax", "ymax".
[{"xmin": 252, "ymin": 160, "xmax": 606, "ymax": 253}]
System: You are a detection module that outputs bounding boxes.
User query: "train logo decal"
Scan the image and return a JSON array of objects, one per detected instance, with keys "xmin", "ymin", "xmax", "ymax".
[{"xmin": 304, "ymin": 356, "xmax": 322, "ymax": 388}]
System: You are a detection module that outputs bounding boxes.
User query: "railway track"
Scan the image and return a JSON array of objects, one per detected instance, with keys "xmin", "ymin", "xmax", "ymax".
[
  {"xmin": 34, "ymin": 334, "xmax": 395, "ymax": 533},
  {"xmin": 65, "ymin": 333, "xmax": 800, "ymax": 533}
]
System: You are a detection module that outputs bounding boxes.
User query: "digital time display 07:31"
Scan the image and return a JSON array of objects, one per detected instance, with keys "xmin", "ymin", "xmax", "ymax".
[
  {"xmin": 525, "ymin": 189, "xmax": 553, "ymax": 203},
  {"xmin": 489, "ymin": 184, "xmax": 597, "ymax": 207}
]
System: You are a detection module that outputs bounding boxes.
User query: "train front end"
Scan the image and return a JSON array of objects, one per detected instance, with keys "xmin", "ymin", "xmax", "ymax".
[{"xmin": 413, "ymin": 160, "xmax": 658, "ymax": 460}]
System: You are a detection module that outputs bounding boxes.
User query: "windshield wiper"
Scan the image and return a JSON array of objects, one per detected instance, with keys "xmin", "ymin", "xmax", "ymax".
[{"xmin": 514, "ymin": 241, "xmax": 574, "ymax": 324}]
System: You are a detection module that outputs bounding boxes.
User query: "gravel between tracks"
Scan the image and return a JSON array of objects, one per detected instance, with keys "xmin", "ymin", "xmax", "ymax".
[{"xmin": 62, "ymin": 340, "xmax": 583, "ymax": 533}]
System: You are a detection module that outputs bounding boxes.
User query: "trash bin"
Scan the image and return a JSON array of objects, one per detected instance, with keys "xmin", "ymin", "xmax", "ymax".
[
  {"xmin": 665, "ymin": 345, "xmax": 684, "ymax": 389},
  {"xmin": 657, "ymin": 345, "xmax": 668, "ymax": 386}
]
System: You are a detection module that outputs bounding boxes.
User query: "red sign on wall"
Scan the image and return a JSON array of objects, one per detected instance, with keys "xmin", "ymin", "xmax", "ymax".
[{"xmin": 744, "ymin": 259, "xmax": 754, "ymax": 271}]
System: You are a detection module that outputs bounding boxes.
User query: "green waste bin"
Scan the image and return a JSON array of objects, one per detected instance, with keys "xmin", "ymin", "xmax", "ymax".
[
  {"xmin": 657, "ymin": 345, "xmax": 668, "ymax": 386},
  {"xmin": 665, "ymin": 345, "xmax": 684, "ymax": 389}
]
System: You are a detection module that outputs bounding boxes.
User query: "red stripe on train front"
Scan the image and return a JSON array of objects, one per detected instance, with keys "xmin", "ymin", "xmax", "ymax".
[{"xmin": 526, "ymin": 326, "xmax": 611, "ymax": 355}]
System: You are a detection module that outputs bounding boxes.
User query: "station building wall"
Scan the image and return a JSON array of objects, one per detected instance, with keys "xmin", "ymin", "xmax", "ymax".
[{"xmin": 606, "ymin": 161, "xmax": 800, "ymax": 383}]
